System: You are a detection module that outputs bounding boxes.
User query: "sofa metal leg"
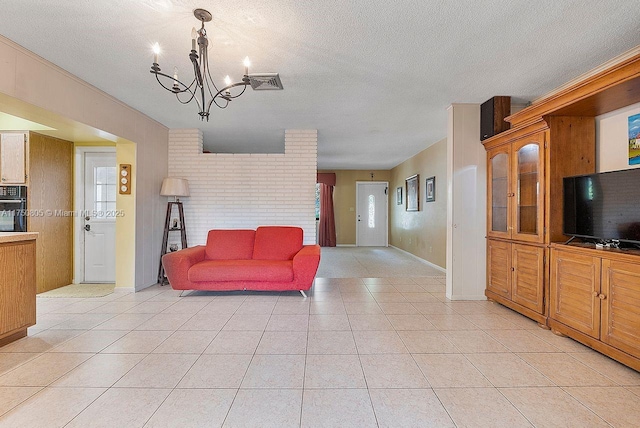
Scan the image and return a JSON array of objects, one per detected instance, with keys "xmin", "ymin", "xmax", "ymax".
[
  {"xmin": 179, "ymin": 290, "xmax": 187, "ymax": 297},
  {"xmin": 299, "ymin": 290, "xmax": 307, "ymax": 298}
]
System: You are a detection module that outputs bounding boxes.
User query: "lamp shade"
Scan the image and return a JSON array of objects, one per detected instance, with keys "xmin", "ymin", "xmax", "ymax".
[{"xmin": 160, "ymin": 178, "xmax": 190, "ymax": 197}]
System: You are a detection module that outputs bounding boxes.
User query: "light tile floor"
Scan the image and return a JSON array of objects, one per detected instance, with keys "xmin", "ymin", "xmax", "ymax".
[{"xmin": 1, "ymin": 252, "xmax": 640, "ymax": 426}]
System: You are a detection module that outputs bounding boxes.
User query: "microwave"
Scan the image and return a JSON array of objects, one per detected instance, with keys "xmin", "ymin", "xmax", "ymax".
[{"xmin": 0, "ymin": 186, "xmax": 27, "ymax": 232}]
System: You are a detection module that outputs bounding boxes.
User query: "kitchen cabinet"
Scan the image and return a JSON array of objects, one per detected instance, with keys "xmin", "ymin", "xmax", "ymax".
[
  {"xmin": 0, "ymin": 233, "xmax": 37, "ymax": 347},
  {"xmin": 27, "ymin": 132, "xmax": 73, "ymax": 293},
  {"xmin": 0, "ymin": 132, "xmax": 28, "ymax": 184},
  {"xmin": 1, "ymin": 131, "xmax": 73, "ymax": 293},
  {"xmin": 550, "ymin": 245, "xmax": 640, "ymax": 371}
]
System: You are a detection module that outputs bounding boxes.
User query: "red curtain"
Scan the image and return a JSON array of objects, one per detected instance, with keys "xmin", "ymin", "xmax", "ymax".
[{"xmin": 317, "ymin": 173, "xmax": 336, "ymax": 247}]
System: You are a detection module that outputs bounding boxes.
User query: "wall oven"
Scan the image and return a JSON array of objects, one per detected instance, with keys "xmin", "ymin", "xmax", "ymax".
[{"xmin": 0, "ymin": 186, "xmax": 27, "ymax": 232}]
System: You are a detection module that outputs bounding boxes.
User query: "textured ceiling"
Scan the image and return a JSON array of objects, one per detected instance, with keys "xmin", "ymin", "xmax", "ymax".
[{"xmin": 0, "ymin": 1, "xmax": 639, "ymax": 169}]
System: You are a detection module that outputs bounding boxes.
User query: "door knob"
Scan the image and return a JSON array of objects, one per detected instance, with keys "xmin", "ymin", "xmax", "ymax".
[{"xmin": 84, "ymin": 224, "xmax": 91, "ymax": 231}]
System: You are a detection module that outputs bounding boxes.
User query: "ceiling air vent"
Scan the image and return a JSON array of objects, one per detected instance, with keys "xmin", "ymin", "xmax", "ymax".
[{"xmin": 248, "ymin": 73, "xmax": 284, "ymax": 90}]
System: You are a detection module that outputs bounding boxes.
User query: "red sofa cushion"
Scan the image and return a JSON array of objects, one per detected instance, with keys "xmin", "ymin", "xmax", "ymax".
[
  {"xmin": 253, "ymin": 226, "xmax": 303, "ymax": 260},
  {"xmin": 188, "ymin": 260, "xmax": 294, "ymax": 282},
  {"xmin": 205, "ymin": 229, "xmax": 255, "ymax": 260}
]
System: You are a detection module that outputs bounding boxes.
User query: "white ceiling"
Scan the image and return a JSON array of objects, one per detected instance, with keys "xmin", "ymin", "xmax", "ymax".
[{"xmin": 0, "ymin": 1, "xmax": 639, "ymax": 169}]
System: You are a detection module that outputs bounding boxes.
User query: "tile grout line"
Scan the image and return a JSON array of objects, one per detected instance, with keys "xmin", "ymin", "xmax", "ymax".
[
  {"xmin": 138, "ymin": 305, "xmax": 225, "ymax": 426},
  {"xmin": 60, "ymin": 386, "xmax": 112, "ymax": 427},
  {"xmin": 344, "ymin": 287, "xmax": 382, "ymax": 427},
  {"xmin": 219, "ymin": 292, "xmax": 278, "ymax": 427},
  {"xmin": 558, "ymin": 385, "xmax": 622, "ymax": 427},
  {"xmin": 298, "ymin": 293, "xmax": 312, "ymax": 427}
]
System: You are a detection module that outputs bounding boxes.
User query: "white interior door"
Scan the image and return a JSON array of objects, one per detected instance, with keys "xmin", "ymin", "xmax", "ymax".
[
  {"xmin": 356, "ymin": 182, "xmax": 388, "ymax": 246},
  {"xmin": 83, "ymin": 152, "xmax": 116, "ymax": 283}
]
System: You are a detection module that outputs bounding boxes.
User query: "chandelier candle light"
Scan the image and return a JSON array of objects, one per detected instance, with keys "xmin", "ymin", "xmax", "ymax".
[{"xmin": 150, "ymin": 8, "xmax": 283, "ymax": 121}]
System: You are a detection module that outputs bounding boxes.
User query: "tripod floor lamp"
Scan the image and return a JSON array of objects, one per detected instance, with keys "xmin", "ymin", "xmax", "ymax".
[{"xmin": 158, "ymin": 177, "xmax": 190, "ymax": 285}]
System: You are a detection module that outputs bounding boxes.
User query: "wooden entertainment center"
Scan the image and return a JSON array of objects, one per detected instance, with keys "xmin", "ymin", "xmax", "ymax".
[{"xmin": 483, "ymin": 53, "xmax": 640, "ymax": 371}]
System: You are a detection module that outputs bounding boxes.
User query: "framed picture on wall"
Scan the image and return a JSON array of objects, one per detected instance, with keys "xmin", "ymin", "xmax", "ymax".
[
  {"xmin": 629, "ymin": 112, "xmax": 640, "ymax": 165},
  {"xmin": 426, "ymin": 176, "xmax": 436, "ymax": 202},
  {"xmin": 396, "ymin": 187, "xmax": 403, "ymax": 205},
  {"xmin": 406, "ymin": 174, "xmax": 419, "ymax": 211}
]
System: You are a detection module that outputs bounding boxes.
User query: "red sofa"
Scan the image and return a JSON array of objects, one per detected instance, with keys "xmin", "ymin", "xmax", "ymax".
[{"xmin": 162, "ymin": 226, "xmax": 320, "ymax": 296}]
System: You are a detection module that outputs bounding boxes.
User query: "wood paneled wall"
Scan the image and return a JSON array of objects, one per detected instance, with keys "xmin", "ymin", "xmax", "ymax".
[{"xmin": 28, "ymin": 132, "xmax": 73, "ymax": 293}]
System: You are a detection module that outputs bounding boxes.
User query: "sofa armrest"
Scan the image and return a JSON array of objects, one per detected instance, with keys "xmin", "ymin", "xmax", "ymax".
[
  {"xmin": 292, "ymin": 245, "xmax": 321, "ymax": 289},
  {"xmin": 162, "ymin": 245, "xmax": 206, "ymax": 289}
]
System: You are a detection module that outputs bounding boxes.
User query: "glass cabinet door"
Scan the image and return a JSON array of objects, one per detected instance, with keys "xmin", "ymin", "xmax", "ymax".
[
  {"xmin": 511, "ymin": 134, "xmax": 545, "ymax": 243},
  {"xmin": 487, "ymin": 146, "xmax": 511, "ymax": 238}
]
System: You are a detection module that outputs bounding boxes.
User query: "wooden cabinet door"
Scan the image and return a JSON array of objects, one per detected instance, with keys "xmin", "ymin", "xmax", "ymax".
[
  {"xmin": 487, "ymin": 146, "xmax": 511, "ymax": 239},
  {"xmin": 549, "ymin": 249, "xmax": 601, "ymax": 338},
  {"xmin": 510, "ymin": 132, "xmax": 545, "ymax": 243},
  {"xmin": 0, "ymin": 241, "xmax": 36, "ymax": 335},
  {"xmin": 487, "ymin": 239, "xmax": 511, "ymax": 299},
  {"xmin": 512, "ymin": 243, "xmax": 545, "ymax": 313},
  {"xmin": 601, "ymin": 259, "xmax": 640, "ymax": 357},
  {"xmin": 0, "ymin": 133, "xmax": 27, "ymax": 184}
]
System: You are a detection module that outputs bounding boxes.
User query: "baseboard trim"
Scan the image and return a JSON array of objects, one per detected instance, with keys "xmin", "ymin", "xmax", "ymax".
[
  {"xmin": 389, "ymin": 246, "xmax": 446, "ymax": 273},
  {"xmin": 447, "ymin": 294, "xmax": 487, "ymax": 301},
  {"xmin": 336, "ymin": 244, "xmax": 356, "ymax": 247}
]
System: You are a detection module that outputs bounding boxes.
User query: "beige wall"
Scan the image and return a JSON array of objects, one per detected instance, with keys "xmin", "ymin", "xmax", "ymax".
[
  {"xmin": 319, "ymin": 170, "xmax": 391, "ymax": 245},
  {"xmin": 389, "ymin": 139, "xmax": 447, "ymax": 268},
  {"xmin": 0, "ymin": 35, "xmax": 169, "ymax": 290}
]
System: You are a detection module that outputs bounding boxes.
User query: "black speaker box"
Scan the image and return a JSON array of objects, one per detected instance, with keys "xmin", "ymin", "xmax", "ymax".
[{"xmin": 481, "ymin": 96, "xmax": 511, "ymax": 141}]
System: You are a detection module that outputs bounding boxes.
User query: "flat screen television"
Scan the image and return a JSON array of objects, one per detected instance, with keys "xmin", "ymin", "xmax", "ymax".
[{"xmin": 563, "ymin": 168, "xmax": 640, "ymax": 245}]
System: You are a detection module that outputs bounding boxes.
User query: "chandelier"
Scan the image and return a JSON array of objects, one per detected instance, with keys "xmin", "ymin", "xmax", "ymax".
[{"xmin": 150, "ymin": 8, "xmax": 283, "ymax": 121}]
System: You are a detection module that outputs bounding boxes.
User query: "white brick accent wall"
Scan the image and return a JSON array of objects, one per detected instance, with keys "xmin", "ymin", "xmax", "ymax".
[{"xmin": 168, "ymin": 129, "xmax": 318, "ymax": 246}]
